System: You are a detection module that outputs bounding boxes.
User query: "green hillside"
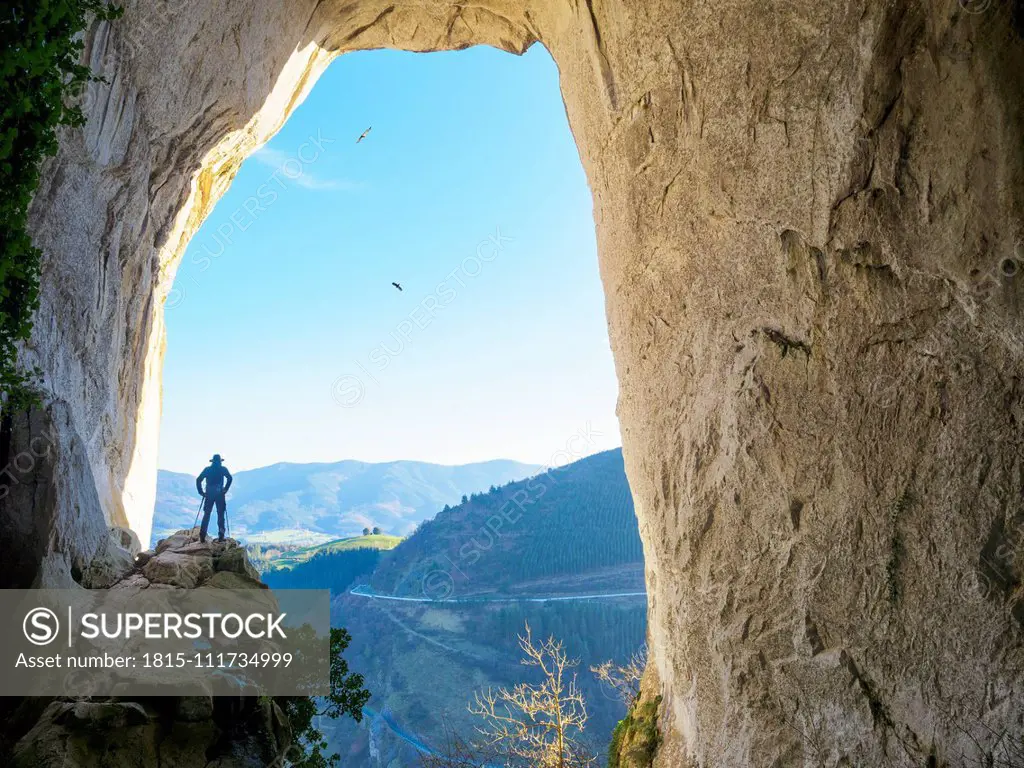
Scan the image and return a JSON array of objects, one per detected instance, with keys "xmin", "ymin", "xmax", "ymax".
[
  {"xmin": 259, "ymin": 534, "xmax": 403, "ymax": 593},
  {"xmin": 264, "ymin": 533, "xmax": 403, "ymax": 570},
  {"xmin": 371, "ymin": 448, "xmax": 643, "ymax": 598}
]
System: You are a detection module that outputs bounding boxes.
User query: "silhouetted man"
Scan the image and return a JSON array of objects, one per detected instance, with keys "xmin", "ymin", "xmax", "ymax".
[{"xmin": 196, "ymin": 454, "xmax": 233, "ymax": 543}]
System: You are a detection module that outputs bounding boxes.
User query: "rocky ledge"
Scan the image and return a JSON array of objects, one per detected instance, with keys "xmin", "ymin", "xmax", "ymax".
[
  {"xmin": 123, "ymin": 528, "xmax": 264, "ymax": 591},
  {"xmin": 5, "ymin": 530, "xmax": 293, "ymax": 768}
]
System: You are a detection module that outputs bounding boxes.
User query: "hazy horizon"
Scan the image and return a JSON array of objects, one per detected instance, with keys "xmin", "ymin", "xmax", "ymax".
[{"xmin": 157, "ymin": 451, "xmax": 599, "ymax": 476}]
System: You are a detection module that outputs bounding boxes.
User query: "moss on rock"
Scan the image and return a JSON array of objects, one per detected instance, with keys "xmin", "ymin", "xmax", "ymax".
[{"xmin": 609, "ymin": 694, "xmax": 662, "ymax": 768}]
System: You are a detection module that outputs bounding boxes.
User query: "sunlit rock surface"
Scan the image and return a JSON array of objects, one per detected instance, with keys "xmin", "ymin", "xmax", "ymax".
[{"xmin": 6, "ymin": 0, "xmax": 1024, "ymax": 764}]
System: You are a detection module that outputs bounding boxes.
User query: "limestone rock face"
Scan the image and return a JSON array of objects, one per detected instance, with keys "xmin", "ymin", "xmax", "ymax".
[
  {"xmin": 81, "ymin": 527, "xmax": 137, "ymax": 588},
  {"xmin": 0, "ymin": 404, "xmax": 111, "ymax": 588},
  {"xmin": 111, "ymin": 526, "xmax": 142, "ymax": 556},
  {"xmin": 9, "ymin": 0, "xmax": 1024, "ymax": 765}
]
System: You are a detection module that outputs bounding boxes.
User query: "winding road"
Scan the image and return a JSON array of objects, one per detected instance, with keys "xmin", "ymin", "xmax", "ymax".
[{"xmin": 348, "ymin": 584, "xmax": 646, "ymax": 603}]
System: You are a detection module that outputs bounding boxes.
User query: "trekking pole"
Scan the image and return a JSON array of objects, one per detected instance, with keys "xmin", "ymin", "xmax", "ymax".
[{"xmin": 190, "ymin": 496, "xmax": 203, "ymax": 542}]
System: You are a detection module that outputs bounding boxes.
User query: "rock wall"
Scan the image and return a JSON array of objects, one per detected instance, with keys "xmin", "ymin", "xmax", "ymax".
[
  {"xmin": 5, "ymin": 533, "xmax": 292, "ymax": 767},
  {"xmin": 12, "ymin": 0, "xmax": 1024, "ymax": 764}
]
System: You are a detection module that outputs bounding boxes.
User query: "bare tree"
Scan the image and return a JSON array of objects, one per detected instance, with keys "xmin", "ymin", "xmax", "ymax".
[
  {"xmin": 590, "ymin": 645, "xmax": 648, "ymax": 707},
  {"xmin": 418, "ymin": 727, "xmax": 500, "ymax": 768},
  {"xmin": 467, "ymin": 623, "xmax": 594, "ymax": 768}
]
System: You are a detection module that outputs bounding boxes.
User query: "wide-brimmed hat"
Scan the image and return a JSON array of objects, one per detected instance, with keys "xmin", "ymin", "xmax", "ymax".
[{"xmin": 210, "ymin": 454, "xmax": 224, "ymax": 463}]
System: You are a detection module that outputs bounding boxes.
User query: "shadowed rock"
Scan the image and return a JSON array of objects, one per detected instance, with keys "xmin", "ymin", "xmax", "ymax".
[{"xmin": 8, "ymin": 534, "xmax": 286, "ymax": 767}]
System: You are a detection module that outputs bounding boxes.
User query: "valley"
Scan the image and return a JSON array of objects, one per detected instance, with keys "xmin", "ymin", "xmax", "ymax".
[{"xmin": 250, "ymin": 448, "xmax": 646, "ymax": 766}]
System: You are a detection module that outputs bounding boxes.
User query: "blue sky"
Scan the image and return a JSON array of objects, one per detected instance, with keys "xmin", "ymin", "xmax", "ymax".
[{"xmin": 159, "ymin": 45, "xmax": 621, "ymax": 473}]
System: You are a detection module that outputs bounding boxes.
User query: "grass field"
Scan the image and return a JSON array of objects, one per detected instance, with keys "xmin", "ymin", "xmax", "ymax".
[{"xmin": 264, "ymin": 533, "xmax": 403, "ymax": 570}]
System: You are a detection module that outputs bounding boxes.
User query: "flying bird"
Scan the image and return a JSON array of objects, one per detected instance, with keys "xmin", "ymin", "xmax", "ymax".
[
  {"xmin": 356, "ymin": 127, "xmax": 372, "ymax": 143},
  {"xmin": 391, "ymin": 282, "xmax": 403, "ymax": 292}
]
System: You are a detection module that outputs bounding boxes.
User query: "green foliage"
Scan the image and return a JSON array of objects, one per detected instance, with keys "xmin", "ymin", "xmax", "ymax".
[
  {"xmin": 608, "ymin": 695, "xmax": 662, "ymax": 768},
  {"xmin": 0, "ymin": 0, "xmax": 123, "ymax": 406},
  {"xmin": 261, "ymin": 533, "xmax": 402, "ymax": 573},
  {"xmin": 263, "ymin": 546, "xmax": 384, "ymax": 593},
  {"xmin": 277, "ymin": 627, "xmax": 371, "ymax": 767}
]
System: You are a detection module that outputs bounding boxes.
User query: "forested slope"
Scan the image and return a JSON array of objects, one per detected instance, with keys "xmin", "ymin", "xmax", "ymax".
[{"xmin": 371, "ymin": 449, "xmax": 642, "ymax": 597}]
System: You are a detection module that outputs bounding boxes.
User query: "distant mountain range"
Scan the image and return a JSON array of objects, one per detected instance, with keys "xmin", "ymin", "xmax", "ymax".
[{"xmin": 152, "ymin": 458, "xmax": 543, "ymax": 546}]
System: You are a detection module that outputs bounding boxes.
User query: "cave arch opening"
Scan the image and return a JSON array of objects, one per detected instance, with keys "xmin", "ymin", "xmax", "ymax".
[
  {"xmin": 157, "ymin": 44, "xmax": 624, "ymax": 545},
  {"xmin": 152, "ymin": 44, "xmax": 648, "ymax": 762}
]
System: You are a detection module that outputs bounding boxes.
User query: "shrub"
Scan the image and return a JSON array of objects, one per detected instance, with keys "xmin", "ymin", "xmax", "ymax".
[{"xmin": 608, "ymin": 695, "xmax": 662, "ymax": 768}]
